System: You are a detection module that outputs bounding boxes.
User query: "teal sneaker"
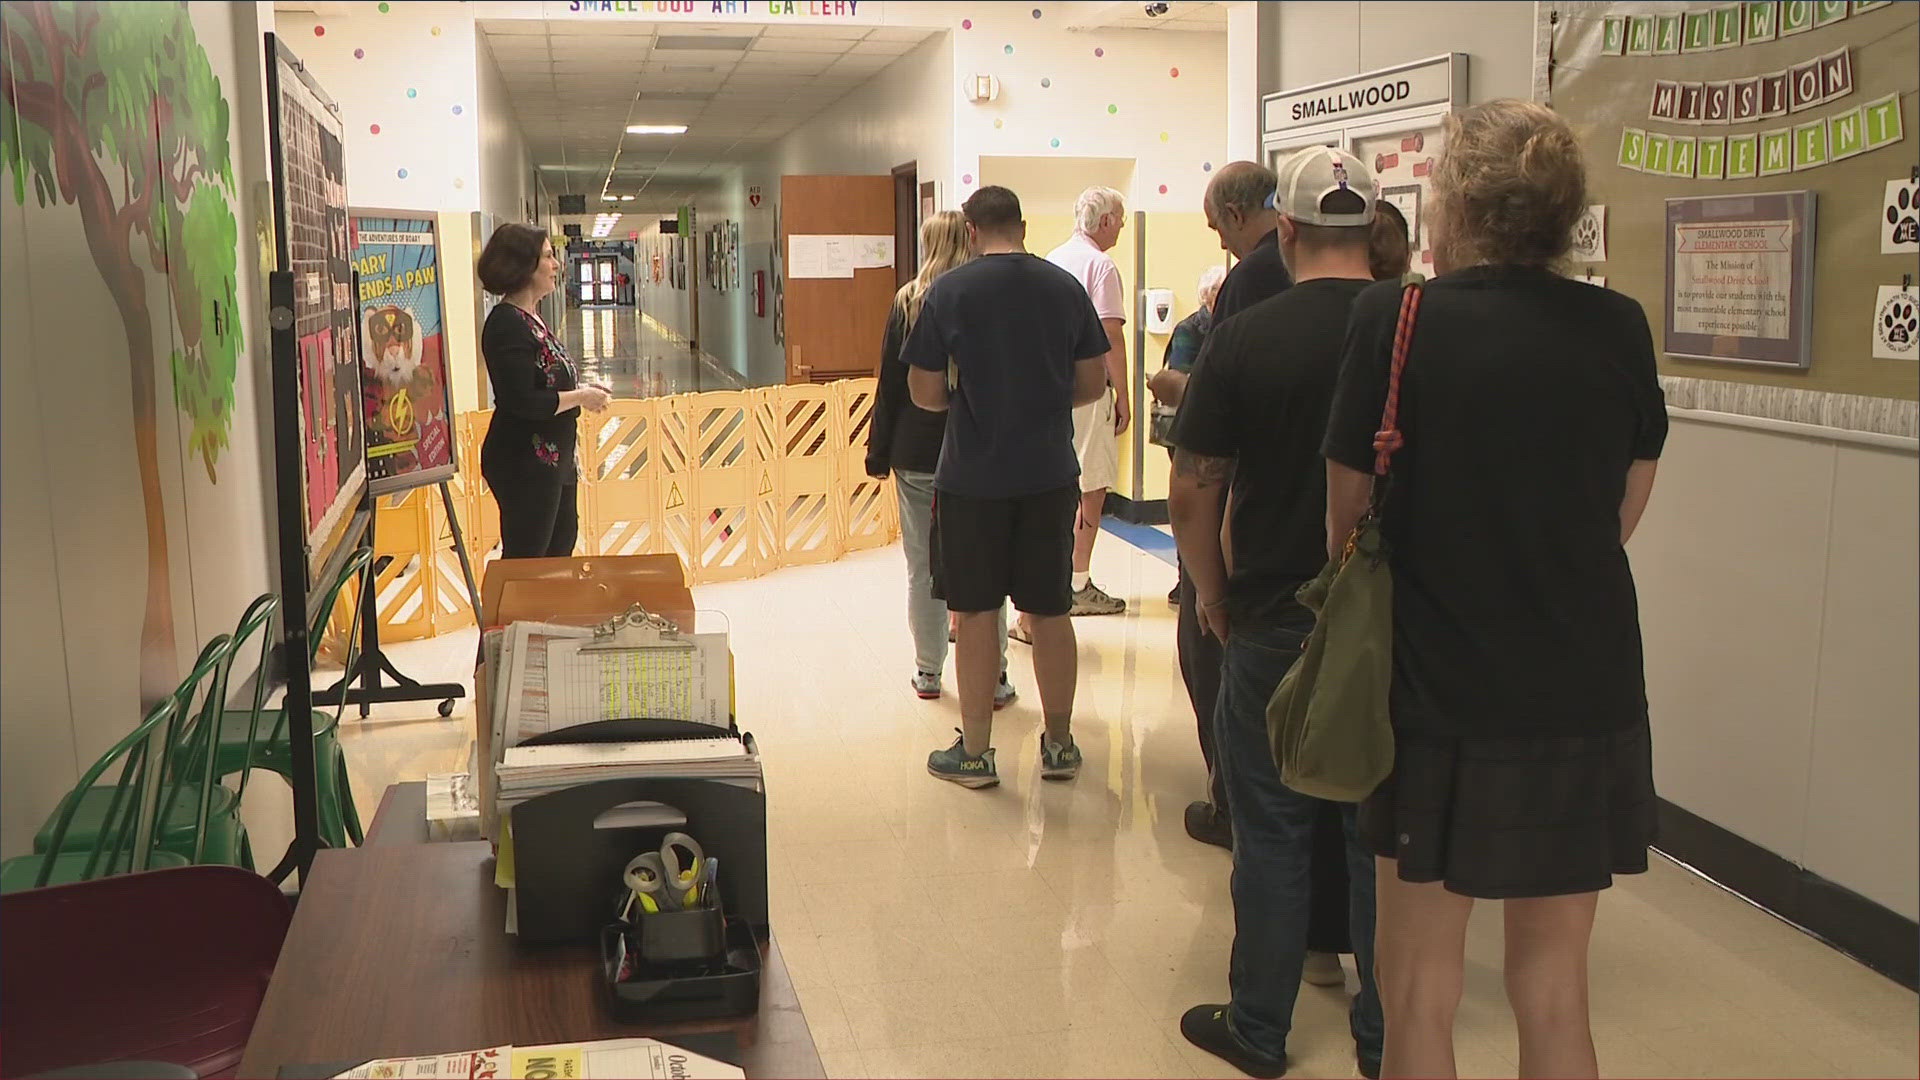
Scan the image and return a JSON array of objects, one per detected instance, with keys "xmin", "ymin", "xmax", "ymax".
[
  {"xmin": 994, "ymin": 672, "xmax": 1017, "ymax": 711},
  {"xmin": 1039, "ymin": 733, "xmax": 1083, "ymax": 780},
  {"xmin": 927, "ymin": 731, "xmax": 998, "ymax": 788}
]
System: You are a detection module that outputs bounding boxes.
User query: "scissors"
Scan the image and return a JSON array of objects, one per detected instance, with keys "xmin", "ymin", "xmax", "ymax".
[{"xmin": 622, "ymin": 832, "xmax": 705, "ymax": 917}]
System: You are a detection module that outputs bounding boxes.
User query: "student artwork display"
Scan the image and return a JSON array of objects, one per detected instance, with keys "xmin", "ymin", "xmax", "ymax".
[
  {"xmin": 269, "ymin": 40, "xmax": 368, "ymax": 584},
  {"xmin": 1884, "ymin": 178, "xmax": 1919, "ymax": 254},
  {"xmin": 1357, "ymin": 125, "xmax": 1443, "ymax": 269},
  {"xmin": 1872, "ymin": 284, "xmax": 1917, "ymax": 360},
  {"xmin": 350, "ymin": 210, "xmax": 457, "ymax": 494},
  {"xmin": 1664, "ymin": 191, "xmax": 1818, "ymax": 368}
]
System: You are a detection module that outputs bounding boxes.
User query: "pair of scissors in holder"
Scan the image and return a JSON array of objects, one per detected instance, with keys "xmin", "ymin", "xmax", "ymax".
[{"xmin": 623, "ymin": 831, "xmax": 704, "ymax": 916}]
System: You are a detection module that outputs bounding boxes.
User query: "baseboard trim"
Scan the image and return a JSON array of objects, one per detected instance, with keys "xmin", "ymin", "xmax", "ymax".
[
  {"xmin": 1105, "ymin": 493, "xmax": 1168, "ymax": 526},
  {"xmin": 1654, "ymin": 798, "xmax": 1918, "ymax": 990}
]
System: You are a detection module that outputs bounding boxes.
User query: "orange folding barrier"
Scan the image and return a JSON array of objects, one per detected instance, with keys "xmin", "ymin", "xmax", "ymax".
[{"xmin": 326, "ymin": 377, "xmax": 897, "ymax": 649}]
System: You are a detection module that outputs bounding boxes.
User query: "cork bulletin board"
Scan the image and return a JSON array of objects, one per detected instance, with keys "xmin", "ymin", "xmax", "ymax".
[{"xmin": 1547, "ymin": 1, "xmax": 1919, "ymax": 401}]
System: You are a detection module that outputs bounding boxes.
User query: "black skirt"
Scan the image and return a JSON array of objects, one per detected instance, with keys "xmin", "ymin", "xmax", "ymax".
[{"xmin": 1359, "ymin": 723, "xmax": 1657, "ymax": 899}]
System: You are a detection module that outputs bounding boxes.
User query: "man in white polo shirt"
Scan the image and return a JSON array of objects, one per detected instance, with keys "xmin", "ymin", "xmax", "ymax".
[{"xmin": 1044, "ymin": 186, "xmax": 1131, "ymax": 617}]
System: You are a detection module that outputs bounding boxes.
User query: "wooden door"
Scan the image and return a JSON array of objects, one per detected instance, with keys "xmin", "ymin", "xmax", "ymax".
[{"xmin": 780, "ymin": 175, "xmax": 896, "ymax": 384}]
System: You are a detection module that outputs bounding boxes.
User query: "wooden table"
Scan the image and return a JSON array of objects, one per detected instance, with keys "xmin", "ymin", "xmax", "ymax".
[{"xmin": 238, "ymin": 840, "xmax": 821, "ymax": 1076}]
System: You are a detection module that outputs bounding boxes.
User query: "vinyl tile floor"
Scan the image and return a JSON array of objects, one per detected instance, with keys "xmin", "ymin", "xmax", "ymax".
[{"xmin": 240, "ymin": 530, "xmax": 1917, "ymax": 1079}]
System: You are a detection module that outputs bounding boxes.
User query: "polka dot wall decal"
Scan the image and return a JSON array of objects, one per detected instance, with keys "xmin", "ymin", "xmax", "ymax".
[
  {"xmin": 994, "ymin": 119, "xmax": 1003, "ymax": 129},
  {"xmin": 1040, "ymin": 77, "xmax": 1050, "ymax": 88},
  {"xmin": 961, "ymin": 19, "xmax": 972, "ymax": 29},
  {"xmin": 453, "ymin": 178, "xmax": 465, "ymax": 189},
  {"xmin": 397, "ymin": 168, "xmax": 409, "ymax": 179},
  {"xmin": 1170, "ymin": 67, "xmax": 1179, "ymax": 77},
  {"xmin": 1094, "ymin": 47, "xmax": 1104, "ymax": 57},
  {"xmin": 1050, "ymin": 138, "xmax": 1060, "ymax": 148},
  {"xmin": 1107, "ymin": 104, "xmax": 1118, "ymax": 114},
  {"xmin": 407, "ymin": 88, "xmax": 418, "ymax": 98},
  {"xmin": 1158, "ymin": 184, "xmax": 1168, "ymax": 194},
  {"xmin": 313, "ymin": 24, "xmax": 325, "ymax": 36},
  {"xmin": 354, "ymin": 48, "xmax": 365, "ymax": 59},
  {"xmin": 1159, "ymin": 131, "xmax": 1169, "ymax": 141},
  {"xmin": 378, "ymin": 1, "xmax": 389, "ymax": 10},
  {"xmin": 1004, "ymin": 44, "xmax": 1013, "ymax": 54},
  {"xmin": 452, "ymin": 105, "xmax": 463, "ymax": 115},
  {"xmin": 431, "ymin": 26, "xmax": 443, "ymax": 36},
  {"xmin": 369, "ymin": 123, "xmax": 381, "ymax": 135},
  {"xmin": 1032, "ymin": 7, "xmax": 1042, "ymax": 16},
  {"xmin": 1203, "ymin": 162, "xmax": 1213, "ymax": 172}
]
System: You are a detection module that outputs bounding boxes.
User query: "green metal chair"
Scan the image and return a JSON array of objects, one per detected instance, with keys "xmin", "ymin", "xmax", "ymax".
[
  {"xmin": 203, "ymin": 547, "xmax": 373, "ymax": 851},
  {"xmin": 2, "ymin": 657, "xmax": 215, "ymax": 892},
  {"xmin": 29, "ymin": 595, "xmax": 279, "ymax": 871}
]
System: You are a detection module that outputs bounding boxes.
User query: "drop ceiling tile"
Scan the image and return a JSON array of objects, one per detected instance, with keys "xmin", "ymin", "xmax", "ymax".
[
  {"xmin": 861, "ymin": 26, "xmax": 936, "ymax": 42},
  {"xmin": 757, "ymin": 25, "xmax": 868, "ymax": 40},
  {"xmin": 479, "ymin": 20, "xmax": 545, "ymax": 36},
  {"xmin": 848, "ymin": 38, "xmax": 916, "ymax": 55},
  {"xmin": 751, "ymin": 37, "xmax": 852, "ymax": 54}
]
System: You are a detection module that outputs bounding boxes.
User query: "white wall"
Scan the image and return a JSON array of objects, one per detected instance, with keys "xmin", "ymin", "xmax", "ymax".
[
  {"xmin": 275, "ymin": 2, "xmax": 483, "ymax": 210},
  {"xmin": 1631, "ymin": 416, "xmax": 1919, "ymax": 919},
  {"xmin": 949, "ymin": 13, "xmax": 1227, "ymax": 211},
  {"xmin": 478, "ymin": 35, "xmax": 534, "ymax": 226},
  {"xmin": 1, "ymin": 1, "xmax": 284, "ymax": 856},
  {"xmin": 1268, "ymin": 0, "xmax": 1537, "ymax": 104}
]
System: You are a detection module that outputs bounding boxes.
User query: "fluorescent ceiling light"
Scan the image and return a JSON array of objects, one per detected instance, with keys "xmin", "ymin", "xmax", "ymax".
[
  {"xmin": 620, "ymin": 195, "xmax": 636, "ymax": 201},
  {"xmin": 602, "ymin": 194, "xmax": 620, "ymax": 201},
  {"xmin": 626, "ymin": 124, "xmax": 689, "ymax": 135}
]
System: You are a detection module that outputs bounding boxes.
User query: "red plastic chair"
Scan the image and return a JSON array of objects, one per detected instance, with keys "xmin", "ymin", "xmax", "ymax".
[{"xmin": 0, "ymin": 865, "xmax": 291, "ymax": 1078}]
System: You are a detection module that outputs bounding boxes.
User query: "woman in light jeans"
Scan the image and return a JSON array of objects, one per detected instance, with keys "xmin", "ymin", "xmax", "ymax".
[{"xmin": 866, "ymin": 212, "xmax": 1013, "ymax": 706}]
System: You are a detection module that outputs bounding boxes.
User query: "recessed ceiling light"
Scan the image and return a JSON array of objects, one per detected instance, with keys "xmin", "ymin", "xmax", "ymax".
[{"xmin": 626, "ymin": 124, "xmax": 689, "ymax": 135}]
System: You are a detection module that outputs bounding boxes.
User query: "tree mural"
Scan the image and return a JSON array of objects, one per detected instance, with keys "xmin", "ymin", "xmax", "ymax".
[{"xmin": 2, "ymin": 0, "xmax": 242, "ymax": 701}]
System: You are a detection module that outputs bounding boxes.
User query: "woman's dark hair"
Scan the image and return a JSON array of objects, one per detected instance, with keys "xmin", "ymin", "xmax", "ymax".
[
  {"xmin": 477, "ymin": 223, "xmax": 551, "ymax": 296},
  {"xmin": 1369, "ymin": 199, "xmax": 1412, "ymax": 281}
]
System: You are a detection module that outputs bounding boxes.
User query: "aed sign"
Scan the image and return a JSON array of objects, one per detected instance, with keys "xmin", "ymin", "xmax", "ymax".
[{"xmin": 1264, "ymin": 54, "xmax": 1461, "ymax": 134}]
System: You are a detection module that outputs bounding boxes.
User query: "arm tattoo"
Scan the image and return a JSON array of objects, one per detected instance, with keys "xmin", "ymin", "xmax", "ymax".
[{"xmin": 1174, "ymin": 449, "xmax": 1235, "ymax": 490}]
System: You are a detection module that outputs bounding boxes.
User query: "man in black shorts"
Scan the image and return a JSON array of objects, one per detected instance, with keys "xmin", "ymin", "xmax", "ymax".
[{"xmin": 904, "ymin": 185, "xmax": 1111, "ymax": 788}]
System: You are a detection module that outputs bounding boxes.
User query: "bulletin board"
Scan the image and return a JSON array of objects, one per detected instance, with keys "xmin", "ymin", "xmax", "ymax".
[{"xmin": 1546, "ymin": 1, "xmax": 1918, "ymax": 401}]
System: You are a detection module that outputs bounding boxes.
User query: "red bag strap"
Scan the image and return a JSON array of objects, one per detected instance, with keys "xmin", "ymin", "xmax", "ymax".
[{"xmin": 1371, "ymin": 282, "xmax": 1423, "ymax": 477}]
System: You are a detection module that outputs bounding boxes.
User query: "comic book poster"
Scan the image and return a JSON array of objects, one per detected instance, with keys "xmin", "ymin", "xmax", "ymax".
[{"xmin": 351, "ymin": 210, "xmax": 457, "ymax": 493}]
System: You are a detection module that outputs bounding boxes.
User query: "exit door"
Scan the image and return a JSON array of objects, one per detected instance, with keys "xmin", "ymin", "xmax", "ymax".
[{"xmin": 780, "ymin": 174, "xmax": 896, "ymax": 384}]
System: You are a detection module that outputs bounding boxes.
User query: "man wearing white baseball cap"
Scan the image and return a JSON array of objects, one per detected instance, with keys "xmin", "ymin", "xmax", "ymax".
[{"xmin": 1169, "ymin": 145, "xmax": 1387, "ymax": 1079}]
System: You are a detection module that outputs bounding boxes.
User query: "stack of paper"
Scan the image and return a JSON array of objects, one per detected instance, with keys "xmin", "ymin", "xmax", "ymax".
[
  {"xmin": 496, "ymin": 737, "xmax": 759, "ymax": 806},
  {"xmin": 426, "ymin": 771, "xmax": 481, "ymax": 842}
]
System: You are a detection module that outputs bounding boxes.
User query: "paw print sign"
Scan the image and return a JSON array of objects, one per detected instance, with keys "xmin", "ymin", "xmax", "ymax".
[
  {"xmin": 1872, "ymin": 286, "xmax": 1918, "ymax": 361},
  {"xmin": 1884, "ymin": 180, "xmax": 1919, "ymax": 254},
  {"xmin": 1569, "ymin": 205, "xmax": 1607, "ymax": 263}
]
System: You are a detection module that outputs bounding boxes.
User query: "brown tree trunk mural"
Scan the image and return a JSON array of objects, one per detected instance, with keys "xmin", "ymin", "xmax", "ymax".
[{"xmin": 3, "ymin": 1, "xmax": 244, "ymax": 705}]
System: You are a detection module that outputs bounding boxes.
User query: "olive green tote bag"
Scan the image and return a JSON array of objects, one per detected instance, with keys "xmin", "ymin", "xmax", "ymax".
[{"xmin": 1267, "ymin": 281, "xmax": 1422, "ymax": 803}]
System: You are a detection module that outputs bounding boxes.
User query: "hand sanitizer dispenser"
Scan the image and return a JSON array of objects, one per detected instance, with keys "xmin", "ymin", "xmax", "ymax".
[{"xmin": 1144, "ymin": 288, "xmax": 1176, "ymax": 334}]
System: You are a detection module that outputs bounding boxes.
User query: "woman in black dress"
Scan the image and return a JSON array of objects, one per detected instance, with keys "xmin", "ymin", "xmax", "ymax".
[
  {"xmin": 1324, "ymin": 101, "xmax": 1665, "ymax": 1079},
  {"xmin": 476, "ymin": 224, "xmax": 611, "ymax": 558}
]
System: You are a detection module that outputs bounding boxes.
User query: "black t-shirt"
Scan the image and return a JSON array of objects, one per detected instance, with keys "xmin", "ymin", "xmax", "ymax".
[
  {"xmin": 480, "ymin": 303, "xmax": 581, "ymax": 482},
  {"xmin": 1322, "ymin": 266, "xmax": 1669, "ymax": 739},
  {"xmin": 902, "ymin": 253, "xmax": 1110, "ymax": 497},
  {"xmin": 1212, "ymin": 230, "xmax": 1294, "ymax": 322},
  {"xmin": 1172, "ymin": 277, "xmax": 1371, "ymax": 625}
]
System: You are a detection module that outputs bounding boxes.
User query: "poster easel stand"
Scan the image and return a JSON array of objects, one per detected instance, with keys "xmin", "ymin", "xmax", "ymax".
[{"xmin": 311, "ymin": 479, "xmax": 483, "ymax": 717}]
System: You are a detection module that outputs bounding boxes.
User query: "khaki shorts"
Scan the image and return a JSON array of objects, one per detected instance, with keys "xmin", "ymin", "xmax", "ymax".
[{"xmin": 1072, "ymin": 389, "xmax": 1120, "ymax": 493}]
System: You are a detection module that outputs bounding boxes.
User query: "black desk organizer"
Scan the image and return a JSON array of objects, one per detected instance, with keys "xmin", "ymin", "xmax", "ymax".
[
  {"xmin": 509, "ymin": 723, "xmax": 768, "ymax": 944},
  {"xmin": 505, "ymin": 718, "xmax": 768, "ymax": 1020}
]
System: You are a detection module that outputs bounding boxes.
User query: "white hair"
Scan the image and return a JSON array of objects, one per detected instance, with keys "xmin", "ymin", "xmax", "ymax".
[
  {"xmin": 1198, "ymin": 265, "xmax": 1227, "ymax": 305},
  {"xmin": 1074, "ymin": 186, "xmax": 1126, "ymax": 235}
]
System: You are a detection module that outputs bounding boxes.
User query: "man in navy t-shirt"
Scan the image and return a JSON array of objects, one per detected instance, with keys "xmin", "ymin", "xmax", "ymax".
[{"xmin": 903, "ymin": 185, "xmax": 1111, "ymax": 789}]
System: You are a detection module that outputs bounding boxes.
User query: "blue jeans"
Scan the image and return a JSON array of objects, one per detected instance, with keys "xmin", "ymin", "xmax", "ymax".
[{"xmin": 1215, "ymin": 611, "xmax": 1384, "ymax": 1068}]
